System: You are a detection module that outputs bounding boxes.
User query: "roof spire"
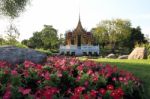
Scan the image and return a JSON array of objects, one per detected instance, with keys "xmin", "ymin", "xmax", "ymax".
[{"xmin": 76, "ymin": 12, "xmax": 83, "ymax": 30}]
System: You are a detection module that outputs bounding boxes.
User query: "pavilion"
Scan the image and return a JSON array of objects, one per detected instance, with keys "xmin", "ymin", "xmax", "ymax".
[{"xmin": 59, "ymin": 17, "xmax": 99, "ymax": 56}]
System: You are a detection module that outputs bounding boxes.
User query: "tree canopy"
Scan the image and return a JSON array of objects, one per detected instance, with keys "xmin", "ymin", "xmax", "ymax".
[
  {"xmin": 92, "ymin": 19, "xmax": 147, "ymax": 54},
  {"xmin": 92, "ymin": 19, "xmax": 131, "ymax": 51},
  {"xmin": 0, "ymin": 0, "xmax": 30, "ymax": 18}
]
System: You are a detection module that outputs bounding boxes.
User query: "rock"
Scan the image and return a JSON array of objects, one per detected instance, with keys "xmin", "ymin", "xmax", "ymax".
[
  {"xmin": 105, "ymin": 53, "xmax": 116, "ymax": 59},
  {"xmin": 118, "ymin": 55, "xmax": 128, "ymax": 59},
  {"xmin": 128, "ymin": 47, "xmax": 147, "ymax": 59},
  {"xmin": 0, "ymin": 46, "xmax": 47, "ymax": 65}
]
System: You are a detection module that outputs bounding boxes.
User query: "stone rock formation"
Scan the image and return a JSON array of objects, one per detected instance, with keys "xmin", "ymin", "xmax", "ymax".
[
  {"xmin": 118, "ymin": 55, "xmax": 128, "ymax": 59},
  {"xmin": 0, "ymin": 46, "xmax": 47, "ymax": 65},
  {"xmin": 128, "ymin": 47, "xmax": 147, "ymax": 59},
  {"xmin": 105, "ymin": 53, "xmax": 116, "ymax": 59}
]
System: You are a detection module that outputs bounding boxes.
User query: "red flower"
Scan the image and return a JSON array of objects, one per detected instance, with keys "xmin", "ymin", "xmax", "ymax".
[
  {"xmin": 90, "ymin": 90, "xmax": 97, "ymax": 98},
  {"xmin": 70, "ymin": 94, "xmax": 80, "ymax": 99},
  {"xmin": 107, "ymin": 84, "xmax": 114, "ymax": 90},
  {"xmin": 116, "ymin": 88, "xmax": 124, "ymax": 96},
  {"xmin": 36, "ymin": 64, "xmax": 42, "ymax": 70},
  {"xmin": 99, "ymin": 88, "xmax": 106, "ymax": 96},
  {"xmin": 93, "ymin": 75, "xmax": 99, "ymax": 82},
  {"xmin": 43, "ymin": 87, "xmax": 59, "ymax": 99},
  {"xmin": 4, "ymin": 70, "xmax": 9, "ymax": 74},
  {"xmin": 83, "ymin": 94, "xmax": 89, "ymax": 99},
  {"xmin": 110, "ymin": 88, "xmax": 124, "ymax": 99},
  {"xmin": 74, "ymin": 86, "xmax": 85, "ymax": 95},
  {"xmin": 34, "ymin": 90, "xmax": 43, "ymax": 99}
]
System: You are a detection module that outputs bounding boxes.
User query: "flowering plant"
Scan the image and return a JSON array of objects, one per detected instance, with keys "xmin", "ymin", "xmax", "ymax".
[{"xmin": 0, "ymin": 56, "xmax": 144, "ymax": 99}]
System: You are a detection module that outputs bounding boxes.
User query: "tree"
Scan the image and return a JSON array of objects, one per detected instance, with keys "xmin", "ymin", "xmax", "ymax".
[
  {"xmin": 0, "ymin": 0, "xmax": 30, "ymax": 18},
  {"xmin": 24, "ymin": 25, "xmax": 59, "ymax": 49},
  {"xmin": 92, "ymin": 26, "xmax": 109, "ymax": 48},
  {"xmin": 92, "ymin": 19, "xmax": 131, "ymax": 53},
  {"xmin": 59, "ymin": 33, "xmax": 65, "ymax": 45},
  {"xmin": 129, "ymin": 26, "xmax": 147, "ymax": 49},
  {"xmin": 0, "ymin": 35, "xmax": 5, "ymax": 45},
  {"xmin": 5, "ymin": 23, "xmax": 20, "ymax": 45},
  {"xmin": 40, "ymin": 25, "xmax": 59, "ymax": 49}
]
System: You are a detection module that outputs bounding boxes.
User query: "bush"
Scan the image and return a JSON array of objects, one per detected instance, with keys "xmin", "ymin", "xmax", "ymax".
[
  {"xmin": 0, "ymin": 56, "xmax": 144, "ymax": 99},
  {"xmin": 36, "ymin": 48, "xmax": 52, "ymax": 56},
  {"xmin": 14, "ymin": 43, "xmax": 28, "ymax": 48}
]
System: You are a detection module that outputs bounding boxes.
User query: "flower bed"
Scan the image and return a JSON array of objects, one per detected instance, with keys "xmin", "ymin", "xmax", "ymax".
[{"xmin": 0, "ymin": 56, "xmax": 144, "ymax": 99}]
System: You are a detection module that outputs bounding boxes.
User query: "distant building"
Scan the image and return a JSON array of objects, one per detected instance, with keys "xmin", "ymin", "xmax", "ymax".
[{"xmin": 59, "ymin": 17, "xmax": 99, "ymax": 56}]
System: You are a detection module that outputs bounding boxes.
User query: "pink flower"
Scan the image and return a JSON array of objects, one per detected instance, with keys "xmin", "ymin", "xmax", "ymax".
[
  {"xmin": 87, "ymin": 69, "xmax": 93, "ymax": 75},
  {"xmin": 57, "ymin": 71, "xmax": 62, "ymax": 77},
  {"xmin": 77, "ymin": 65, "xmax": 83, "ymax": 71},
  {"xmin": 19, "ymin": 87, "xmax": 31, "ymax": 95},
  {"xmin": 3, "ymin": 90, "xmax": 11, "ymax": 99},
  {"xmin": 119, "ymin": 77, "xmax": 124, "ymax": 82},
  {"xmin": 11, "ymin": 70, "xmax": 18, "ymax": 75},
  {"xmin": 0, "ymin": 61, "xmax": 8, "ymax": 68},
  {"xmin": 76, "ymin": 75, "xmax": 81, "ymax": 81},
  {"xmin": 24, "ymin": 60, "xmax": 35, "ymax": 68},
  {"xmin": 61, "ymin": 65, "xmax": 67, "ymax": 70},
  {"xmin": 112, "ymin": 77, "xmax": 117, "ymax": 81},
  {"xmin": 44, "ymin": 72, "xmax": 50, "ymax": 80},
  {"xmin": 84, "ymin": 81, "xmax": 89, "ymax": 87},
  {"xmin": 23, "ymin": 70, "xmax": 29, "ymax": 77}
]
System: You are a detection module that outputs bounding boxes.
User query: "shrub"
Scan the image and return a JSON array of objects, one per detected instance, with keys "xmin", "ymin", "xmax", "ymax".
[
  {"xmin": 0, "ymin": 56, "xmax": 144, "ymax": 99},
  {"xmin": 35, "ymin": 48, "xmax": 52, "ymax": 56}
]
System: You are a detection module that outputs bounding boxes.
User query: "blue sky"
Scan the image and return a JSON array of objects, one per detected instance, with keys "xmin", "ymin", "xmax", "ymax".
[{"xmin": 0, "ymin": 0, "xmax": 150, "ymax": 41}]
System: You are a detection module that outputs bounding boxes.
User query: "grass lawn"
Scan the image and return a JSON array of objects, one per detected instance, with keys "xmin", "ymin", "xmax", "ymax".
[{"xmin": 79, "ymin": 57, "xmax": 150, "ymax": 99}]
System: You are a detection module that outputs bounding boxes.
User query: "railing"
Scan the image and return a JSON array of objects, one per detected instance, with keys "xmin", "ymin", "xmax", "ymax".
[{"xmin": 60, "ymin": 45, "xmax": 99, "ymax": 50}]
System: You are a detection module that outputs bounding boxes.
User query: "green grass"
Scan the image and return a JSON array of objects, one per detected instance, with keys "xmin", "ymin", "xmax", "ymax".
[{"xmin": 79, "ymin": 57, "xmax": 150, "ymax": 99}]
